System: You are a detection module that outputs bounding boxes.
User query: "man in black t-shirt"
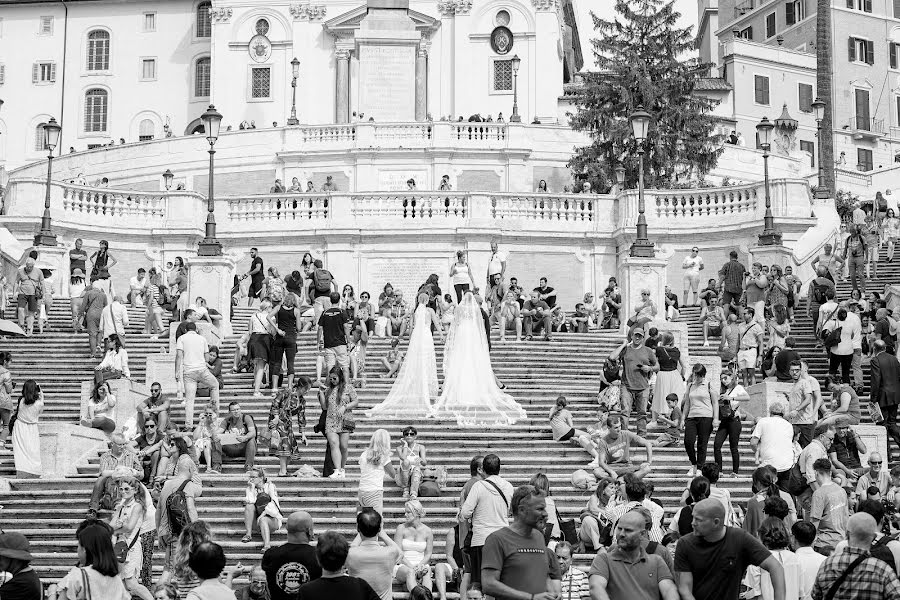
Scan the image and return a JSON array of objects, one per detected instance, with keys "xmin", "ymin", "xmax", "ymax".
[
  {"xmin": 772, "ymin": 337, "xmax": 801, "ymax": 382},
  {"xmin": 317, "ymin": 292, "xmax": 350, "ymax": 384},
  {"xmin": 69, "ymin": 238, "xmax": 88, "ymax": 276},
  {"xmin": 875, "ymin": 308, "xmax": 897, "ymax": 355},
  {"xmin": 241, "ymin": 248, "xmax": 265, "ymax": 306},
  {"xmin": 675, "ymin": 499, "xmax": 783, "ymax": 600},
  {"xmin": 285, "ymin": 270, "xmax": 305, "ymax": 299},
  {"xmin": 298, "ymin": 531, "xmax": 379, "ymax": 600},
  {"xmin": 263, "ymin": 511, "xmax": 322, "ymax": 600},
  {"xmin": 533, "ymin": 276, "xmax": 558, "ymax": 309}
]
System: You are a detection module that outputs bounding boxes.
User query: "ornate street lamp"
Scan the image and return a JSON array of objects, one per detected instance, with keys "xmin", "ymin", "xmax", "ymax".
[
  {"xmin": 509, "ymin": 54, "xmax": 522, "ymax": 123},
  {"xmin": 34, "ymin": 117, "xmax": 62, "ymax": 247},
  {"xmin": 755, "ymin": 116, "xmax": 782, "ymax": 245},
  {"xmin": 811, "ymin": 97, "xmax": 829, "ymax": 199},
  {"xmin": 197, "ymin": 104, "xmax": 223, "ymax": 256},
  {"xmin": 162, "ymin": 169, "xmax": 174, "ymax": 191},
  {"xmin": 629, "ymin": 106, "xmax": 654, "ymax": 258},
  {"xmin": 287, "ymin": 57, "xmax": 300, "ymax": 126}
]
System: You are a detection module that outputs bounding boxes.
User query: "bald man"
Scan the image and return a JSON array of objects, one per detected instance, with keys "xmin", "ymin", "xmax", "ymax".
[
  {"xmin": 675, "ymin": 499, "xmax": 785, "ymax": 600},
  {"xmin": 262, "ymin": 511, "xmax": 321, "ymax": 600},
  {"xmin": 589, "ymin": 511, "xmax": 678, "ymax": 600},
  {"xmin": 812, "ymin": 512, "xmax": 900, "ymax": 600}
]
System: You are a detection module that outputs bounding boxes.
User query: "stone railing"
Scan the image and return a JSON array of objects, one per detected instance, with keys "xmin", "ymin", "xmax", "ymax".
[
  {"xmin": 373, "ymin": 123, "xmax": 433, "ymax": 143},
  {"xmin": 651, "ymin": 183, "xmax": 759, "ymax": 218},
  {"xmin": 299, "ymin": 124, "xmax": 357, "ymax": 144},
  {"xmin": 350, "ymin": 192, "xmax": 469, "ymax": 220},
  {"xmin": 61, "ymin": 183, "xmax": 169, "ymax": 220},
  {"xmin": 225, "ymin": 193, "xmax": 330, "ymax": 222},
  {"xmin": 490, "ymin": 193, "xmax": 596, "ymax": 222},
  {"xmin": 450, "ymin": 123, "xmax": 507, "ymax": 142}
]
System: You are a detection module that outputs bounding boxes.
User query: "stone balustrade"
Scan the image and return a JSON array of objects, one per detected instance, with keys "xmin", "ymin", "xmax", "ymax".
[
  {"xmin": 490, "ymin": 192, "xmax": 597, "ymax": 223},
  {"xmin": 350, "ymin": 192, "xmax": 469, "ymax": 221},
  {"xmin": 62, "ymin": 182, "xmax": 169, "ymax": 220},
  {"xmin": 225, "ymin": 193, "xmax": 330, "ymax": 222},
  {"xmin": 299, "ymin": 124, "xmax": 357, "ymax": 144}
]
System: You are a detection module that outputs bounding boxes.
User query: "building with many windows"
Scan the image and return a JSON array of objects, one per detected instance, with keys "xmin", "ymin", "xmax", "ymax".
[
  {"xmin": 697, "ymin": 0, "xmax": 900, "ymax": 181},
  {"xmin": 0, "ymin": 0, "xmax": 584, "ymax": 173}
]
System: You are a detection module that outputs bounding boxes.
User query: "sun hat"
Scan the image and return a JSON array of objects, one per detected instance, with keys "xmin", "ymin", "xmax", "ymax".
[{"xmin": 0, "ymin": 532, "xmax": 33, "ymax": 561}]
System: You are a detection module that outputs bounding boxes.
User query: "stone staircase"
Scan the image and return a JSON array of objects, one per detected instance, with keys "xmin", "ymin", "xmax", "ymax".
[{"xmin": 0, "ymin": 258, "xmax": 893, "ymax": 592}]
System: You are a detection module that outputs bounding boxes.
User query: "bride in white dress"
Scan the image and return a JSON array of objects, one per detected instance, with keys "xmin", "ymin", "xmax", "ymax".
[
  {"xmin": 430, "ymin": 292, "xmax": 526, "ymax": 427},
  {"xmin": 366, "ymin": 293, "xmax": 443, "ymax": 419}
]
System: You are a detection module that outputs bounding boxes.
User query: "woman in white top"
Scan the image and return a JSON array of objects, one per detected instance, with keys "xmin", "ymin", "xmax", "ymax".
[
  {"xmin": 828, "ymin": 307, "xmax": 859, "ymax": 385},
  {"xmin": 12, "ymin": 380, "xmax": 43, "ymax": 478},
  {"xmin": 548, "ymin": 395, "xmax": 587, "ymax": 443},
  {"xmin": 52, "ymin": 523, "xmax": 130, "ymax": 600},
  {"xmin": 393, "ymin": 500, "xmax": 434, "ymax": 593},
  {"xmin": 242, "ymin": 466, "xmax": 283, "ymax": 551},
  {"xmin": 627, "ymin": 289, "xmax": 657, "ymax": 338},
  {"xmin": 80, "ymin": 381, "xmax": 117, "ymax": 434},
  {"xmin": 449, "ymin": 250, "xmax": 473, "ymax": 303},
  {"xmin": 744, "ymin": 517, "xmax": 803, "ymax": 600},
  {"xmin": 357, "ymin": 429, "xmax": 397, "ymax": 516},
  {"xmin": 95, "ymin": 334, "xmax": 130, "ymax": 383},
  {"xmin": 529, "ymin": 472, "xmax": 562, "ymax": 541},
  {"xmin": 111, "ymin": 478, "xmax": 154, "ymax": 600}
]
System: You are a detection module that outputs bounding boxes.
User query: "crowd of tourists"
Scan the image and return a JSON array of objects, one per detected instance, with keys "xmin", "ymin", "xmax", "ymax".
[{"xmin": 7, "ymin": 222, "xmax": 900, "ymax": 600}]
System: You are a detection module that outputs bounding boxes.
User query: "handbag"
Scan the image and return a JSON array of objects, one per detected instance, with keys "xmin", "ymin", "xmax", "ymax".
[
  {"xmin": 342, "ymin": 414, "xmax": 356, "ymax": 432},
  {"xmin": 824, "ymin": 326, "xmax": 842, "ymax": 350},
  {"xmin": 254, "ymin": 492, "xmax": 273, "ymax": 517},
  {"xmin": 114, "ymin": 531, "xmax": 139, "ymax": 563}
]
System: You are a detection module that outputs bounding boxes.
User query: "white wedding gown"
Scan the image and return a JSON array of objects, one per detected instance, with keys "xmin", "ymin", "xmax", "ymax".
[
  {"xmin": 366, "ymin": 303, "xmax": 439, "ymax": 419},
  {"xmin": 430, "ymin": 292, "xmax": 526, "ymax": 427}
]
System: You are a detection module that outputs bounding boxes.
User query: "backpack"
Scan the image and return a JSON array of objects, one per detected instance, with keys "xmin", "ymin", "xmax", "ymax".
[
  {"xmin": 784, "ymin": 460, "xmax": 809, "ymax": 496},
  {"xmin": 313, "ymin": 269, "xmax": 332, "ymax": 293},
  {"xmin": 871, "ymin": 533, "xmax": 900, "ymax": 574},
  {"xmin": 166, "ymin": 480, "xmax": 192, "ymax": 537},
  {"xmin": 812, "ymin": 282, "xmax": 829, "ymax": 305}
]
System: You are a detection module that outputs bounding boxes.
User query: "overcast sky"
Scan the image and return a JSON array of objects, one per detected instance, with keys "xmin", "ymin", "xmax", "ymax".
[{"xmin": 575, "ymin": 0, "xmax": 698, "ymax": 69}]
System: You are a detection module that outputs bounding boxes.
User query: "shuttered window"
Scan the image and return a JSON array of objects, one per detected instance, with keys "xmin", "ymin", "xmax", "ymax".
[{"xmin": 755, "ymin": 75, "xmax": 770, "ymax": 105}]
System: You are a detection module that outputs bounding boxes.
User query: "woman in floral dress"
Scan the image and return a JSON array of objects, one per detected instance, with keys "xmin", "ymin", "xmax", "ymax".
[
  {"xmin": 268, "ymin": 376, "xmax": 311, "ymax": 476},
  {"xmin": 318, "ymin": 366, "xmax": 358, "ymax": 479}
]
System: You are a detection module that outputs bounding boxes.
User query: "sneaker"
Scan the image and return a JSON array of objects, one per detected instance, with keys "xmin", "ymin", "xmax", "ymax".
[
  {"xmin": 328, "ymin": 470, "xmax": 343, "ymax": 479},
  {"xmin": 686, "ymin": 468, "xmax": 696, "ymax": 477},
  {"xmin": 402, "ymin": 490, "xmax": 410, "ymax": 500}
]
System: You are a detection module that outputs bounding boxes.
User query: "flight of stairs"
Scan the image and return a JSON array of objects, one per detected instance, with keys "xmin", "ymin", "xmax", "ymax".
[{"xmin": 0, "ymin": 250, "xmax": 895, "ymax": 594}]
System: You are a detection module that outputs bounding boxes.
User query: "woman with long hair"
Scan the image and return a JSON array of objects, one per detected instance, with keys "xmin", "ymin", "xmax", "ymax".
[
  {"xmin": 268, "ymin": 293, "xmax": 302, "ymax": 392},
  {"xmin": 90, "ymin": 240, "xmax": 117, "ymax": 302},
  {"xmin": 357, "ymin": 428, "xmax": 397, "ymax": 515},
  {"xmin": 95, "ymin": 334, "xmax": 130, "ymax": 384},
  {"xmin": 743, "ymin": 466, "xmax": 796, "ymax": 537},
  {"xmin": 155, "ymin": 434, "xmax": 201, "ymax": 486},
  {"xmin": 393, "ymin": 500, "xmax": 434, "ymax": 593},
  {"xmin": 55, "ymin": 523, "xmax": 130, "ymax": 599},
  {"xmin": 884, "ymin": 208, "xmax": 900, "ymax": 261},
  {"xmin": 681, "ymin": 363, "xmax": 719, "ymax": 477},
  {"xmin": 70, "ymin": 267, "xmax": 87, "ymax": 332},
  {"xmin": 143, "ymin": 271, "xmax": 166, "ymax": 339},
  {"xmin": 767, "ymin": 304, "xmax": 790, "ymax": 353},
  {"xmin": 652, "ymin": 331, "xmax": 686, "ymax": 421},
  {"xmin": 242, "ymin": 466, "xmax": 284, "ymax": 550},
  {"xmin": 110, "ymin": 478, "xmax": 154, "ymax": 600},
  {"xmin": 767, "ymin": 264, "xmax": 788, "ymax": 316},
  {"xmin": 578, "ymin": 477, "xmax": 616, "ymax": 550},
  {"xmin": 745, "ymin": 517, "xmax": 802, "ymax": 600},
  {"xmin": 0, "ymin": 351, "xmax": 14, "ymax": 446},
  {"xmin": 536, "ymin": 179, "xmax": 549, "ymax": 193},
  {"xmin": 319, "ymin": 365, "xmax": 359, "ymax": 479},
  {"xmin": 171, "ymin": 257, "xmax": 188, "ymax": 321},
  {"xmin": 165, "ymin": 520, "xmax": 212, "ymax": 596},
  {"xmin": 713, "ymin": 368, "xmax": 748, "ymax": 478},
  {"xmin": 81, "ymin": 380, "xmax": 117, "ymax": 433},
  {"xmin": 248, "ymin": 298, "xmax": 274, "ymax": 397},
  {"xmin": 12, "ymin": 379, "xmax": 43, "ymax": 478},
  {"xmin": 529, "ymin": 473, "xmax": 560, "ymax": 541},
  {"xmin": 548, "ymin": 395, "xmax": 586, "ymax": 445},
  {"xmin": 300, "ymin": 252, "xmax": 314, "ymax": 275}
]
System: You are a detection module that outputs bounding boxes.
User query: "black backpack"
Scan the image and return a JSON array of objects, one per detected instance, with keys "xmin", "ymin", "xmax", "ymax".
[
  {"xmin": 871, "ymin": 533, "xmax": 900, "ymax": 574},
  {"xmin": 166, "ymin": 480, "xmax": 192, "ymax": 537},
  {"xmin": 313, "ymin": 269, "xmax": 333, "ymax": 293},
  {"xmin": 812, "ymin": 283, "xmax": 829, "ymax": 305}
]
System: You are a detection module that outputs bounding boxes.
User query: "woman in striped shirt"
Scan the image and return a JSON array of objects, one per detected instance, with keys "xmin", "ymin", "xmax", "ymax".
[{"xmin": 144, "ymin": 272, "xmax": 166, "ymax": 339}]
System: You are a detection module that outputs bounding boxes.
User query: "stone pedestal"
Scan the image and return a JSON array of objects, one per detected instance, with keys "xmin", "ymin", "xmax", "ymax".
[
  {"xmin": 688, "ymin": 355, "xmax": 721, "ymax": 388},
  {"xmin": 743, "ymin": 381, "xmax": 794, "ymax": 423},
  {"xmin": 853, "ymin": 424, "xmax": 888, "ymax": 466},
  {"xmin": 33, "ymin": 245, "xmax": 68, "ymax": 298},
  {"xmin": 618, "ymin": 256, "xmax": 668, "ymax": 335},
  {"xmin": 80, "ymin": 378, "xmax": 150, "ymax": 433},
  {"xmin": 187, "ymin": 255, "xmax": 235, "ymax": 336},
  {"xmin": 167, "ymin": 320, "xmax": 223, "ymax": 353},
  {"xmin": 749, "ymin": 243, "xmax": 794, "ymax": 271},
  {"xmin": 146, "ymin": 353, "xmax": 178, "ymax": 394},
  {"xmin": 38, "ymin": 423, "xmax": 109, "ymax": 477}
]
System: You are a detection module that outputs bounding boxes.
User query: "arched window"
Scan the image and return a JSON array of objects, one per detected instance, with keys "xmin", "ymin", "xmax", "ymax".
[
  {"xmin": 196, "ymin": 1, "xmax": 211, "ymax": 38},
  {"xmin": 34, "ymin": 122, "xmax": 49, "ymax": 152},
  {"xmin": 84, "ymin": 88, "xmax": 108, "ymax": 133},
  {"xmin": 195, "ymin": 57, "xmax": 211, "ymax": 97},
  {"xmin": 139, "ymin": 119, "xmax": 155, "ymax": 141},
  {"xmin": 86, "ymin": 30, "xmax": 110, "ymax": 71}
]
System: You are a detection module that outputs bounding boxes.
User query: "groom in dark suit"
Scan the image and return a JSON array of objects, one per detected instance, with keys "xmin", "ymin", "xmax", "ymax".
[{"xmin": 869, "ymin": 339, "xmax": 900, "ymax": 452}]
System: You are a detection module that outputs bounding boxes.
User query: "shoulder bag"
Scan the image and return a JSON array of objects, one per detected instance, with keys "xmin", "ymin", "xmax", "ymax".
[
  {"xmin": 107, "ymin": 304, "xmax": 125, "ymax": 346},
  {"xmin": 113, "ymin": 504, "xmax": 140, "ymax": 563},
  {"xmin": 79, "ymin": 567, "xmax": 93, "ymax": 600},
  {"xmin": 482, "ymin": 478, "xmax": 509, "ymax": 510}
]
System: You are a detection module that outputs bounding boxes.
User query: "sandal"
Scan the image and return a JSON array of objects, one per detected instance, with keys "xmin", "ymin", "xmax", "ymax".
[{"xmin": 241, "ymin": 534, "xmax": 252, "ymax": 543}]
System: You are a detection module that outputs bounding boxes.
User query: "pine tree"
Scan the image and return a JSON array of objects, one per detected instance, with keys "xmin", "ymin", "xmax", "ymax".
[{"xmin": 568, "ymin": 0, "xmax": 722, "ymax": 191}]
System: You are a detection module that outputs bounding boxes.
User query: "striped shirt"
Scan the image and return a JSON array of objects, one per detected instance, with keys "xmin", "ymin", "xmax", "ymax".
[{"xmin": 560, "ymin": 567, "xmax": 590, "ymax": 600}]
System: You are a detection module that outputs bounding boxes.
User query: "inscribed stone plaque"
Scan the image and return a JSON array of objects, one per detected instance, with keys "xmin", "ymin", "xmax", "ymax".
[
  {"xmin": 852, "ymin": 424, "xmax": 888, "ymax": 466},
  {"xmin": 359, "ymin": 45, "xmax": 416, "ymax": 122},
  {"xmin": 365, "ymin": 257, "xmax": 450, "ymax": 305},
  {"xmin": 378, "ymin": 170, "xmax": 428, "ymax": 191}
]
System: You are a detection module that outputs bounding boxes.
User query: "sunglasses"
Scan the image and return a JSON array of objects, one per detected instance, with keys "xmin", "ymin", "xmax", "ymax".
[
  {"xmin": 145, "ymin": 424, "xmax": 156, "ymax": 428},
  {"xmin": 870, "ymin": 461, "xmax": 883, "ymax": 465}
]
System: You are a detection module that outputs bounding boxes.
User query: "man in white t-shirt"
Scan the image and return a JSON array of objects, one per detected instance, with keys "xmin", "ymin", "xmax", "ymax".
[
  {"xmin": 486, "ymin": 241, "xmax": 507, "ymax": 287},
  {"xmin": 175, "ymin": 321, "xmax": 219, "ymax": 428},
  {"xmin": 682, "ymin": 247, "xmax": 704, "ymax": 307},
  {"xmin": 750, "ymin": 402, "xmax": 795, "ymax": 484},
  {"xmin": 128, "ymin": 268, "xmax": 148, "ymax": 307}
]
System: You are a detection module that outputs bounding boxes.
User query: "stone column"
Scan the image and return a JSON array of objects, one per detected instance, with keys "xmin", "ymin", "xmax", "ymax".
[
  {"xmin": 415, "ymin": 46, "xmax": 428, "ymax": 122},
  {"xmin": 187, "ymin": 255, "xmax": 236, "ymax": 334},
  {"xmin": 617, "ymin": 255, "xmax": 669, "ymax": 336},
  {"xmin": 335, "ymin": 49, "xmax": 351, "ymax": 124}
]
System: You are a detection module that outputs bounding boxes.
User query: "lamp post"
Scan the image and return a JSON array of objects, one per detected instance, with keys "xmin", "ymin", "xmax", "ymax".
[
  {"xmin": 162, "ymin": 169, "xmax": 174, "ymax": 191},
  {"xmin": 629, "ymin": 106, "xmax": 654, "ymax": 258},
  {"xmin": 811, "ymin": 97, "xmax": 829, "ymax": 199},
  {"xmin": 755, "ymin": 116, "xmax": 782, "ymax": 245},
  {"xmin": 34, "ymin": 117, "xmax": 62, "ymax": 247},
  {"xmin": 509, "ymin": 54, "xmax": 522, "ymax": 123},
  {"xmin": 287, "ymin": 57, "xmax": 300, "ymax": 126},
  {"xmin": 197, "ymin": 104, "xmax": 223, "ymax": 256}
]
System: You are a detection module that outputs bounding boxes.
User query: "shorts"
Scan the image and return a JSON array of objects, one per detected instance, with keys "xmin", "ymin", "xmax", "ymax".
[
  {"xmin": 737, "ymin": 348, "xmax": 757, "ymax": 369},
  {"xmin": 249, "ymin": 279, "xmax": 263, "ymax": 299},
  {"xmin": 683, "ymin": 272, "xmax": 700, "ymax": 291},
  {"xmin": 607, "ymin": 462, "xmax": 649, "ymax": 475},
  {"xmin": 559, "ymin": 428, "xmax": 576, "ymax": 442},
  {"xmin": 17, "ymin": 294, "xmax": 37, "ymax": 313},
  {"xmin": 706, "ymin": 323, "xmax": 722, "ymax": 336},
  {"xmin": 313, "ymin": 289, "xmax": 331, "ymax": 299},
  {"xmin": 324, "ymin": 345, "xmax": 350, "ymax": 369},
  {"xmin": 249, "ymin": 333, "xmax": 272, "ymax": 363},
  {"xmin": 722, "ymin": 290, "xmax": 741, "ymax": 306}
]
